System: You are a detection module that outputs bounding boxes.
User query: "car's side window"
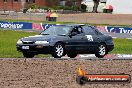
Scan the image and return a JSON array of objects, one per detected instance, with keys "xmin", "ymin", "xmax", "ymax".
[
  {"xmin": 82, "ymin": 26, "xmax": 95, "ymax": 35},
  {"xmin": 71, "ymin": 27, "xmax": 84, "ymax": 36},
  {"xmin": 91, "ymin": 26, "xmax": 102, "ymax": 35}
]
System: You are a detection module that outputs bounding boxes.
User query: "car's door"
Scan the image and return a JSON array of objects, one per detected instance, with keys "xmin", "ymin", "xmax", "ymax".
[
  {"xmin": 67, "ymin": 27, "xmax": 86, "ymax": 53},
  {"xmin": 82, "ymin": 26, "xmax": 100, "ymax": 53}
]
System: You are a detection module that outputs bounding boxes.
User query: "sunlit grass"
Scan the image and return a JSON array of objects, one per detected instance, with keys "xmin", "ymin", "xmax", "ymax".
[
  {"xmin": 0, "ymin": 30, "xmax": 37, "ymax": 58},
  {"xmin": 111, "ymin": 38, "xmax": 132, "ymax": 54}
]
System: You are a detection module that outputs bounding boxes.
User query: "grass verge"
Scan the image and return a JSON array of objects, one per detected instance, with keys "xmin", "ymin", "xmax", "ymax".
[
  {"xmin": 0, "ymin": 30, "xmax": 132, "ymax": 58},
  {"xmin": 111, "ymin": 38, "xmax": 132, "ymax": 54},
  {"xmin": 0, "ymin": 30, "xmax": 37, "ymax": 58}
]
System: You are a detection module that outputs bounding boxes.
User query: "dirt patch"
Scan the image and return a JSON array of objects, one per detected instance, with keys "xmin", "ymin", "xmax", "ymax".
[
  {"xmin": 0, "ymin": 59, "xmax": 132, "ymax": 88},
  {"xmin": 58, "ymin": 13, "xmax": 132, "ymax": 25},
  {"xmin": 1, "ymin": 13, "xmax": 132, "ymax": 25}
]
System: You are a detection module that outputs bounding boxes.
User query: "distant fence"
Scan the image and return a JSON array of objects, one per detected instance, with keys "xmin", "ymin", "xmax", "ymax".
[
  {"xmin": 32, "ymin": 23, "xmax": 56, "ymax": 31},
  {"xmin": 0, "ymin": 21, "xmax": 32, "ymax": 30},
  {"xmin": 97, "ymin": 26, "xmax": 132, "ymax": 33},
  {"xmin": 0, "ymin": 21, "xmax": 132, "ymax": 33}
]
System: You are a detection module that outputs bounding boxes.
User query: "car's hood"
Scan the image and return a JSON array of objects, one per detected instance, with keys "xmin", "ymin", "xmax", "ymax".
[{"xmin": 21, "ymin": 35, "xmax": 56, "ymax": 42}]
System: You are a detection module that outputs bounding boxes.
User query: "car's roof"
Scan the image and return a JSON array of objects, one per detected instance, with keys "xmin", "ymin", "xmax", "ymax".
[{"xmin": 56, "ymin": 24, "xmax": 86, "ymax": 27}]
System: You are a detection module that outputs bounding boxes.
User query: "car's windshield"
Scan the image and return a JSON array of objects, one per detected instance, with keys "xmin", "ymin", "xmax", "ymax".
[{"xmin": 41, "ymin": 26, "xmax": 71, "ymax": 35}]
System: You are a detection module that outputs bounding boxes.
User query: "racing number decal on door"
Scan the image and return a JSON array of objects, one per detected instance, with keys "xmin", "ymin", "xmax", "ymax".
[{"xmin": 85, "ymin": 35, "xmax": 93, "ymax": 41}]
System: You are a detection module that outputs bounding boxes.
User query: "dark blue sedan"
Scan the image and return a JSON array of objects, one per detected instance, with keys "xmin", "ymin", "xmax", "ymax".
[{"xmin": 16, "ymin": 24, "xmax": 114, "ymax": 58}]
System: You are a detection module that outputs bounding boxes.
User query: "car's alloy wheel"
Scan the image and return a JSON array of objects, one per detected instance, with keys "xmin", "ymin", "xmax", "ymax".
[
  {"xmin": 23, "ymin": 52, "xmax": 35, "ymax": 58},
  {"xmin": 52, "ymin": 43, "xmax": 65, "ymax": 58},
  {"xmin": 95, "ymin": 44, "xmax": 107, "ymax": 58},
  {"xmin": 67, "ymin": 53, "xmax": 77, "ymax": 58}
]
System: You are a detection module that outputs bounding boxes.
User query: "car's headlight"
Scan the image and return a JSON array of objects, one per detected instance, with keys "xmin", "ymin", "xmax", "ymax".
[
  {"xmin": 35, "ymin": 41, "xmax": 49, "ymax": 44},
  {"xmin": 17, "ymin": 40, "xmax": 23, "ymax": 44}
]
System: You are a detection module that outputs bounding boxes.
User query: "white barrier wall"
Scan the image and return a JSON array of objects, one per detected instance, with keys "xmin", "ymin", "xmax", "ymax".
[
  {"xmin": 81, "ymin": 0, "xmax": 106, "ymax": 12},
  {"xmin": 106, "ymin": 0, "xmax": 132, "ymax": 14}
]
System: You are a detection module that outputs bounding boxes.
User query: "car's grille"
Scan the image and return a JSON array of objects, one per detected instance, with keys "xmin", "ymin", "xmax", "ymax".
[{"xmin": 23, "ymin": 41, "xmax": 34, "ymax": 44}]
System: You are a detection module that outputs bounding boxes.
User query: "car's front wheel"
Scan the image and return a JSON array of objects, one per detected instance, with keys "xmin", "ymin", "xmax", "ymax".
[
  {"xmin": 23, "ymin": 52, "xmax": 35, "ymax": 58},
  {"xmin": 95, "ymin": 43, "xmax": 107, "ymax": 58},
  {"xmin": 52, "ymin": 43, "xmax": 65, "ymax": 58}
]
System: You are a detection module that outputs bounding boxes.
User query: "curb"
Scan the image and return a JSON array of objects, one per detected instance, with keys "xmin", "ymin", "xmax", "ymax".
[{"xmin": 62, "ymin": 54, "xmax": 132, "ymax": 59}]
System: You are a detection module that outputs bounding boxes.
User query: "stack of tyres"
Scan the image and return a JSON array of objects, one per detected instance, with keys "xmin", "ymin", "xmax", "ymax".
[{"xmin": 103, "ymin": 5, "xmax": 113, "ymax": 13}]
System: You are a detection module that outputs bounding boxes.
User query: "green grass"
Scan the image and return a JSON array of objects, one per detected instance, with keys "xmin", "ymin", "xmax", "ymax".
[
  {"xmin": 111, "ymin": 38, "xmax": 132, "ymax": 54},
  {"xmin": 0, "ymin": 30, "xmax": 132, "ymax": 58},
  {"xmin": 0, "ymin": 30, "xmax": 37, "ymax": 58}
]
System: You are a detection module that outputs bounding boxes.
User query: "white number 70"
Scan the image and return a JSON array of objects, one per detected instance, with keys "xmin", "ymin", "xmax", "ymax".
[{"xmin": 85, "ymin": 35, "xmax": 93, "ymax": 41}]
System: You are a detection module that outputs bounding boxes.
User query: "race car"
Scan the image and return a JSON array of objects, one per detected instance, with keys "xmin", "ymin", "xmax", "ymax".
[{"xmin": 16, "ymin": 24, "xmax": 114, "ymax": 58}]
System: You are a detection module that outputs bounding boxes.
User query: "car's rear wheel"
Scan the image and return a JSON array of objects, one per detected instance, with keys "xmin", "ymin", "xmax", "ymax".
[
  {"xmin": 23, "ymin": 52, "xmax": 35, "ymax": 58},
  {"xmin": 52, "ymin": 43, "xmax": 65, "ymax": 58},
  {"xmin": 95, "ymin": 43, "xmax": 107, "ymax": 58},
  {"xmin": 67, "ymin": 53, "xmax": 77, "ymax": 58}
]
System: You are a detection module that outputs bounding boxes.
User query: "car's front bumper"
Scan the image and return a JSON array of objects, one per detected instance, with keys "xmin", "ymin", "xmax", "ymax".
[
  {"xmin": 16, "ymin": 44, "xmax": 53, "ymax": 54},
  {"xmin": 107, "ymin": 44, "xmax": 114, "ymax": 52}
]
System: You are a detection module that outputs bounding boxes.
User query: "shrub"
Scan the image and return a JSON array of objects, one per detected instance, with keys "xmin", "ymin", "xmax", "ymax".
[
  {"xmin": 30, "ymin": 4, "xmax": 37, "ymax": 9},
  {"xmin": 52, "ymin": 6, "xmax": 62, "ymax": 10},
  {"xmin": 38, "ymin": 6, "xmax": 49, "ymax": 10},
  {"xmin": 72, "ymin": 6, "xmax": 81, "ymax": 11},
  {"xmin": 63, "ymin": 6, "xmax": 73, "ymax": 10},
  {"xmin": 23, "ymin": 8, "xmax": 28, "ymax": 13}
]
